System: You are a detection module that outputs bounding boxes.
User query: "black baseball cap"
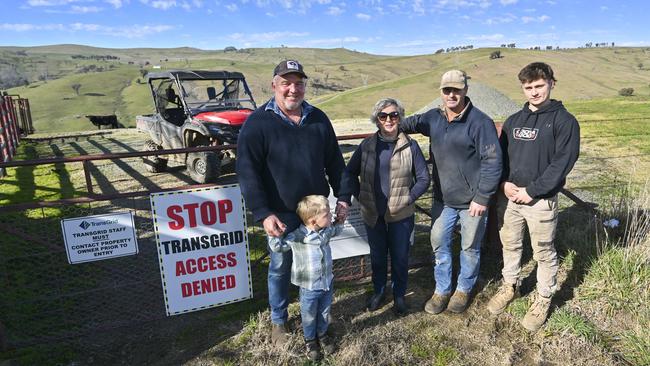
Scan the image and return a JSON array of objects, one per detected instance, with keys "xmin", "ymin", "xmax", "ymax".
[{"xmin": 273, "ymin": 60, "xmax": 308, "ymax": 78}]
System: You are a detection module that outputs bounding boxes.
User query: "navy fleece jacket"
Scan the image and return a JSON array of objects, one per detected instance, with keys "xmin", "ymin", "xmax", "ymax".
[
  {"xmin": 500, "ymin": 99, "xmax": 580, "ymax": 198},
  {"xmin": 401, "ymin": 98, "xmax": 502, "ymax": 209},
  {"xmin": 235, "ymin": 102, "xmax": 345, "ymax": 233}
]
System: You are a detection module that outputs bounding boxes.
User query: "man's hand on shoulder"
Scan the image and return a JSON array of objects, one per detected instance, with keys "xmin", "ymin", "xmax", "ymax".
[{"xmin": 263, "ymin": 214, "xmax": 286, "ymax": 237}]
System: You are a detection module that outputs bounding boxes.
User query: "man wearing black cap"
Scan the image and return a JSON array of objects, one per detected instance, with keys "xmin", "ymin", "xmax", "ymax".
[{"xmin": 236, "ymin": 60, "xmax": 348, "ymax": 347}]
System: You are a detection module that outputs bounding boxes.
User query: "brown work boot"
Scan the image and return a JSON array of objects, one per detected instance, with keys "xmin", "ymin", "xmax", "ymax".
[
  {"xmin": 424, "ymin": 293, "xmax": 450, "ymax": 314},
  {"xmin": 318, "ymin": 332, "xmax": 336, "ymax": 355},
  {"xmin": 521, "ymin": 294, "xmax": 552, "ymax": 332},
  {"xmin": 305, "ymin": 339, "xmax": 322, "ymax": 361},
  {"xmin": 487, "ymin": 282, "xmax": 518, "ymax": 315},
  {"xmin": 271, "ymin": 323, "xmax": 289, "ymax": 346},
  {"xmin": 447, "ymin": 290, "xmax": 471, "ymax": 313}
]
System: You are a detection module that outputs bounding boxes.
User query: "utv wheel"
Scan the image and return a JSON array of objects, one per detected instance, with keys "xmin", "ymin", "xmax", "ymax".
[
  {"xmin": 187, "ymin": 151, "xmax": 221, "ymax": 183},
  {"xmin": 143, "ymin": 140, "xmax": 167, "ymax": 173}
]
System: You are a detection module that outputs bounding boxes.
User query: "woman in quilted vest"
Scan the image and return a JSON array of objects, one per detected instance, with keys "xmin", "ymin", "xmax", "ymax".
[{"xmin": 339, "ymin": 98, "xmax": 430, "ymax": 315}]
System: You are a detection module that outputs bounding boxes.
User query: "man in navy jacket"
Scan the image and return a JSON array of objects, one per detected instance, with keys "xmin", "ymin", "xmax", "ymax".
[
  {"xmin": 236, "ymin": 60, "xmax": 348, "ymax": 346},
  {"xmin": 487, "ymin": 62, "xmax": 579, "ymax": 332},
  {"xmin": 401, "ymin": 70, "xmax": 502, "ymax": 315}
]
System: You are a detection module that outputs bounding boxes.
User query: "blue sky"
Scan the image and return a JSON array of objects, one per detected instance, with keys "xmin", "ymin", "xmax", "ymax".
[{"xmin": 0, "ymin": 0, "xmax": 647, "ymax": 55}]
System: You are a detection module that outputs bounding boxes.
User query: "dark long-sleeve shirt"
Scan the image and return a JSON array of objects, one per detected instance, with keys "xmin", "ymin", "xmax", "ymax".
[
  {"xmin": 235, "ymin": 100, "xmax": 345, "ymax": 233},
  {"xmin": 500, "ymin": 99, "xmax": 580, "ymax": 198},
  {"xmin": 401, "ymin": 98, "xmax": 502, "ymax": 209}
]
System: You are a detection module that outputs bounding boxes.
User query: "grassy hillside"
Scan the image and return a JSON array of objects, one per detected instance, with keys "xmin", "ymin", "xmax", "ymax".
[
  {"xmin": 1, "ymin": 46, "xmax": 649, "ymax": 365},
  {"xmin": 3, "ymin": 45, "xmax": 650, "ymax": 132}
]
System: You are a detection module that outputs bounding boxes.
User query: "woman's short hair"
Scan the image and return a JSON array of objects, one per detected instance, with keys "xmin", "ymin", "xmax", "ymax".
[
  {"xmin": 296, "ymin": 195, "xmax": 330, "ymax": 223},
  {"xmin": 370, "ymin": 98, "xmax": 405, "ymax": 126}
]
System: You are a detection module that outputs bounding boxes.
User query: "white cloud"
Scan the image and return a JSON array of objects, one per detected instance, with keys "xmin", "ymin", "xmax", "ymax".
[
  {"xmin": 466, "ymin": 33, "xmax": 504, "ymax": 41},
  {"xmin": 356, "ymin": 13, "xmax": 371, "ymax": 20},
  {"xmin": 150, "ymin": 0, "xmax": 177, "ymax": 9},
  {"xmin": 27, "ymin": 0, "xmax": 83, "ymax": 6},
  {"xmin": 70, "ymin": 5, "xmax": 102, "ymax": 13},
  {"xmin": 385, "ymin": 39, "xmax": 446, "ymax": 48},
  {"xmin": 225, "ymin": 3, "xmax": 238, "ymax": 11},
  {"xmin": 227, "ymin": 31, "xmax": 309, "ymax": 43},
  {"xmin": 521, "ymin": 15, "xmax": 549, "ymax": 23},
  {"xmin": 105, "ymin": 0, "xmax": 124, "ymax": 8},
  {"xmin": 1, "ymin": 22, "xmax": 173, "ymax": 38},
  {"xmin": 303, "ymin": 36, "xmax": 361, "ymax": 46},
  {"xmin": 600, "ymin": 6, "xmax": 608, "ymax": 11},
  {"xmin": 1, "ymin": 23, "xmax": 65, "ymax": 31},
  {"xmin": 326, "ymin": 6, "xmax": 344, "ymax": 15},
  {"xmin": 433, "ymin": 0, "xmax": 491, "ymax": 11},
  {"xmin": 413, "ymin": 0, "xmax": 425, "ymax": 14},
  {"xmin": 500, "ymin": 0, "xmax": 517, "ymax": 4},
  {"xmin": 485, "ymin": 13, "xmax": 516, "ymax": 24}
]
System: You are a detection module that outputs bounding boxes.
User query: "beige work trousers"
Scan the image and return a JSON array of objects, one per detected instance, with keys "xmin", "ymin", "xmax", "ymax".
[{"xmin": 497, "ymin": 193, "xmax": 559, "ymax": 298}]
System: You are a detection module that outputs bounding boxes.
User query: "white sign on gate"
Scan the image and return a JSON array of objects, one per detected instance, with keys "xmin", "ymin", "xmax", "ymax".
[
  {"xmin": 150, "ymin": 184, "xmax": 253, "ymax": 316},
  {"xmin": 61, "ymin": 211, "xmax": 138, "ymax": 264},
  {"xmin": 327, "ymin": 192, "xmax": 370, "ymax": 260}
]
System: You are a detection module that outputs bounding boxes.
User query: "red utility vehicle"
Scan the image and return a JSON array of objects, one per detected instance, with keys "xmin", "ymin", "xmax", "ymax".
[{"xmin": 137, "ymin": 70, "xmax": 256, "ymax": 183}]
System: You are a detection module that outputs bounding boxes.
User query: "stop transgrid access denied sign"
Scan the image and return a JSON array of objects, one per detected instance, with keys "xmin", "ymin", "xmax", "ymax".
[{"xmin": 150, "ymin": 184, "xmax": 253, "ymax": 316}]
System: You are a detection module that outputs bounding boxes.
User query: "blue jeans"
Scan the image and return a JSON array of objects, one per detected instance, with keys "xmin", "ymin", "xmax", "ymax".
[
  {"xmin": 430, "ymin": 201, "xmax": 486, "ymax": 295},
  {"xmin": 299, "ymin": 285, "xmax": 334, "ymax": 341},
  {"xmin": 267, "ymin": 241, "xmax": 292, "ymax": 325},
  {"xmin": 365, "ymin": 215, "xmax": 414, "ymax": 298}
]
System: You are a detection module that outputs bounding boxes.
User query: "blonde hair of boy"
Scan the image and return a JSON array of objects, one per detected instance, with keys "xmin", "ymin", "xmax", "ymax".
[{"xmin": 296, "ymin": 195, "xmax": 330, "ymax": 224}]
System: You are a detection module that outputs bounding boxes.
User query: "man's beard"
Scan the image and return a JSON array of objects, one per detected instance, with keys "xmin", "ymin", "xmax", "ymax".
[{"xmin": 283, "ymin": 99, "xmax": 302, "ymax": 111}]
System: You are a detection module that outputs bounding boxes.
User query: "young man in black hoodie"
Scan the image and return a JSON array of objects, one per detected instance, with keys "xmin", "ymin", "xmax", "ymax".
[{"xmin": 487, "ymin": 62, "xmax": 580, "ymax": 332}]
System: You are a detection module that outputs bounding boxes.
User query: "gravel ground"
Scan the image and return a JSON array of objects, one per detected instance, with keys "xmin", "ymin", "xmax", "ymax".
[{"xmin": 415, "ymin": 80, "xmax": 521, "ymax": 120}]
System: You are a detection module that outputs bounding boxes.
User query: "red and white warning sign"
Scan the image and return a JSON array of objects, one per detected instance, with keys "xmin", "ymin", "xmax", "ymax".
[{"xmin": 150, "ymin": 184, "xmax": 253, "ymax": 316}]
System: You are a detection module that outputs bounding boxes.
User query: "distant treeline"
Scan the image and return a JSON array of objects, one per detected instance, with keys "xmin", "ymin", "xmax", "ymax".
[
  {"xmin": 71, "ymin": 54, "xmax": 120, "ymax": 61},
  {"xmin": 434, "ymin": 45, "xmax": 475, "ymax": 54}
]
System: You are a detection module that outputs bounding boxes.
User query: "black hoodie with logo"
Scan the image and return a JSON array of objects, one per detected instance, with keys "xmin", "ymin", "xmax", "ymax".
[{"xmin": 500, "ymin": 99, "xmax": 580, "ymax": 199}]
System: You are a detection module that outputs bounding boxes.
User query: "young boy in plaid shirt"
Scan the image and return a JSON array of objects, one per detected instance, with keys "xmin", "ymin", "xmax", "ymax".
[{"xmin": 269, "ymin": 195, "xmax": 343, "ymax": 361}]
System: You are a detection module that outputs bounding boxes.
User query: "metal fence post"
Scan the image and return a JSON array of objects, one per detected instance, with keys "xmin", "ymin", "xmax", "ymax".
[
  {"xmin": 83, "ymin": 160, "xmax": 94, "ymax": 195},
  {"xmin": 0, "ymin": 97, "xmax": 11, "ymax": 177},
  {"xmin": 4, "ymin": 97, "xmax": 18, "ymax": 154}
]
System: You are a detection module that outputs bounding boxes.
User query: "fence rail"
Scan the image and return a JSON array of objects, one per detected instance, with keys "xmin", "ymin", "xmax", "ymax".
[{"xmin": 0, "ymin": 94, "xmax": 33, "ymax": 177}]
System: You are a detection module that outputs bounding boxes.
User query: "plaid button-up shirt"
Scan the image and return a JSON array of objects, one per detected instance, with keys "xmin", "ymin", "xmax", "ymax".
[{"xmin": 269, "ymin": 224, "xmax": 343, "ymax": 291}]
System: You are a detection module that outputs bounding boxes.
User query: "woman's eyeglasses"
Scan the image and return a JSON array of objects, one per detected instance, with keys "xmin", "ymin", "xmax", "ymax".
[{"xmin": 377, "ymin": 111, "xmax": 400, "ymax": 122}]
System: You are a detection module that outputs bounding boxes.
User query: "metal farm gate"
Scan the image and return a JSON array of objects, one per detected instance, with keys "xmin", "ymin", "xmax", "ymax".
[
  {"xmin": 0, "ymin": 137, "xmax": 435, "ymax": 351},
  {"xmin": 0, "ymin": 94, "xmax": 33, "ymax": 177}
]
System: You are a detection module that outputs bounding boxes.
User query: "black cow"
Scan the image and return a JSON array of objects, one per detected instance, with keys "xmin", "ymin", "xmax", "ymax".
[{"xmin": 86, "ymin": 115, "xmax": 119, "ymax": 129}]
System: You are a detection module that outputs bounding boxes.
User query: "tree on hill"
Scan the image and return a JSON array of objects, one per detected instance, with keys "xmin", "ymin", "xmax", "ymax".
[
  {"xmin": 618, "ymin": 87, "xmax": 634, "ymax": 96},
  {"xmin": 489, "ymin": 50, "xmax": 501, "ymax": 59}
]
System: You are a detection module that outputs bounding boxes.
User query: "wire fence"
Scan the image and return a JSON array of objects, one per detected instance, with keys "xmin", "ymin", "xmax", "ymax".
[{"xmin": 0, "ymin": 192, "xmax": 434, "ymax": 349}]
